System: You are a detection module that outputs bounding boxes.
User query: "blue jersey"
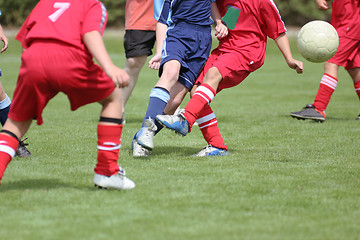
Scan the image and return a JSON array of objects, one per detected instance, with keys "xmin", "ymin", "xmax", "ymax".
[{"xmin": 154, "ymin": 0, "xmax": 215, "ymax": 27}]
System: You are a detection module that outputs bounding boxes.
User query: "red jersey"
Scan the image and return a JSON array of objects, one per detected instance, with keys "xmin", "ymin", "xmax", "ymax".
[
  {"xmin": 125, "ymin": 0, "xmax": 156, "ymax": 31},
  {"xmin": 216, "ymin": 0, "xmax": 286, "ymax": 71},
  {"xmin": 331, "ymin": 0, "xmax": 360, "ymax": 40},
  {"xmin": 16, "ymin": 0, "xmax": 108, "ymax": 51}
]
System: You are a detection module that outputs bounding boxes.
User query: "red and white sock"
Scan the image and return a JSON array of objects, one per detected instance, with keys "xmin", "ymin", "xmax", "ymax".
[
  {"xmin": 354, "ymin": 80, "xmax": 360, "ymax": 100},
  {"xmin": 94, "ymin": 124, "xmax": 122, "ymax": 176},
  {"xmin": 184, "ymin": 84, "xmax": 216, "ymax": 128},
  {"xmin": 313, "ymin": 74, "xmax": 338, "ymax": 111},
  {"xmin": 197, "ymin": 104, "xmax": 228, "ymax": 150},
  {"xmin": 0, "ymin": 133, "xmax": 19, "ymax": 182}
]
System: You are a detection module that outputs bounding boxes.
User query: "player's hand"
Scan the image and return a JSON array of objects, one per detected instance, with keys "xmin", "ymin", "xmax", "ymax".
[
  {"xmin": 149, "ymin": 53, "xmax": 162, "ymax": 70},
  {"xmin": 105, "ymin": 64, "xmax": 130, "ymax": 88},
  {"xmin": 215, "ymin": 22, "xmax": 228, "ymax": 39},
  {"xmin": 316, "ymin": 0, "xmax": 330, "ymax": 10},
  {"xmin": 287, "ymin": 59, "xmax": 303, "ymax": 74},
  {"xmin": 0, "ymin": 31, "xmax": 8, "ymax": 53}
]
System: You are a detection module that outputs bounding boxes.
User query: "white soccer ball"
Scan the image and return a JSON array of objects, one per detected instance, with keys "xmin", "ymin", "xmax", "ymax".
[{"xmin": 297, "ymin": 20, "xmax": 339, "ymax": 63}]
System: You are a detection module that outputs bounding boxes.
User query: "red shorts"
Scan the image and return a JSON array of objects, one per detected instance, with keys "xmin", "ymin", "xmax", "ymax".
[
  {"xmin": 9, "ymin": 41, "xmax": 115, "ymax": 125},
  {"xmin": 328, "ymin": 36, "xmax": 360, "ymax": 70},
  {"xmin": 195, "ymin": 48, "xmax": 251, "ymax": 92}
]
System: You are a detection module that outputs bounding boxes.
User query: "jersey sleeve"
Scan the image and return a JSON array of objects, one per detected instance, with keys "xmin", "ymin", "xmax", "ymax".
[
  {"xmin": 156, "ymin": 0, "xmax": 171, "ymax": 25},
  {"xmin": 259, "ymin": 0, "xmax": 286, "ymax": 39},
  {"xmin": 15, "ymin": 6, "xmax": 37, "ymax": 48},
  {"xmin": 153, "ymin": 0, "xmax": 165, "ymax": 21},
  {"xmin": 82, "ymin": 1, "xmax": 108, "ymax": 36}
]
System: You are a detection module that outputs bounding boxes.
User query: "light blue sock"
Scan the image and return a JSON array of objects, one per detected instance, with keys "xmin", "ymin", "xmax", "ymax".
[{"xmin": 141, "ymin": 87, "xmax": 170, "ymax": 127}]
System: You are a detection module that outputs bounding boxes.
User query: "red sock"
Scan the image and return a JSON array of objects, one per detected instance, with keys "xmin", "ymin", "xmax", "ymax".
[
  {"xmin": 197, "ymin": 104, "xmax": 228, "ymax": 150},
  {"xmin": 313, "ymin": 74, "xmax": 338, "ymax": 111},
  {"xmin": 354, "ymin": 80, "xmax": 360, "ymax": 100},
  {"xmin": 94, "ymin": 124, "xmax": 123, "ymax": 176},
  {"xmin": 0, "ymin": 133, "xmax": 19, "ymax": 182},
  {"xmin": 184, "ymin": 84, "xmax": 216, "ymax": 127}
]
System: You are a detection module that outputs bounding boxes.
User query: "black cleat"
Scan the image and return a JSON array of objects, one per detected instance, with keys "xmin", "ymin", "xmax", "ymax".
[
  {"xmin": 16, "ymin": 137, "xmax": 32, "ymax": 158},
  {"xmin": 290, "ymin": 104, "xmax": 326, "ymax": 122}
]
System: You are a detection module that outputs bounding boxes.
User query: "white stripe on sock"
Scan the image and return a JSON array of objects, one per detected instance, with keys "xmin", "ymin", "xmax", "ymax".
[{"xmin": 197, "ymin": 113, "xmax": 216, "ymax": 125}]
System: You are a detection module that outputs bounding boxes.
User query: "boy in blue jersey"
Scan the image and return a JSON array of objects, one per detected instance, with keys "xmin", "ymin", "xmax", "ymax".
[{"xmin": 132, "ymin": 0, "xmax": 228, "ymax": 156}]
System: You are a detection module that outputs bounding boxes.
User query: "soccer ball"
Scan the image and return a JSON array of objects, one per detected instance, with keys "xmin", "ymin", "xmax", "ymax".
[{"xmin": 297, "ymin": 20, "xmax": 339, "ymax": 63}]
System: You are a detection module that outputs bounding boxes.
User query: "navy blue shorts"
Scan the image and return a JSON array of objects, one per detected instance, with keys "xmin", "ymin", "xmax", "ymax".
[{"xmin": 159, "ymin": 22, "xmax": 212, "ymax": 90}]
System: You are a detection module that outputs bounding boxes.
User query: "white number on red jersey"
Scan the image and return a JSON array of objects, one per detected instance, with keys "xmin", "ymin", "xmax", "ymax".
[{"xmin": 48, "ymin": 2, "xmax": 70, "ymax": 22}]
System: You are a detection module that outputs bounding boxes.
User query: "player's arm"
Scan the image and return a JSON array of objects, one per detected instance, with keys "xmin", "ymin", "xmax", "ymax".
[
  {"xmin": 148, "ymin": 22, "xmax": 167, "ymax": 70},
  {"xmin": 0, "ymin": 24, "xmax": 8, "ymax": 53},
  {"xmin": 83, "ymin": 30, "xmax": 129, "ymax": 88},
  {"xmin": 149, "ymin": 0, "xmax": 170, "ymax": 70},
  {"xmin": 316, "ymin": 0, "xmax": 330, "ymax": 10},
  {"xmin": 275, "ymin": 33, "xmax": 303, "ymax": 74},
  {"xmin": 211, "ymin": 2, "xmax": 228, "ymax": 39}
]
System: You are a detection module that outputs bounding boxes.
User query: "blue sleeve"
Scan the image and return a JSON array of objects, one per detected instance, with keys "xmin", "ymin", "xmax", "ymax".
[
  {"xmin": 154, "ymin": 0, "xmax": 171, "ymax": 25},
  {"xmin": 153, "ymin": 0, "xmax": 164, "ymax": 21}
]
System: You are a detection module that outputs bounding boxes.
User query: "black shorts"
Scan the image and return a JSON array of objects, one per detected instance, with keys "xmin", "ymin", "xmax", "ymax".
[{"xmin": 124, "ymin": 30, "xmax": 156, "ymax": 58}]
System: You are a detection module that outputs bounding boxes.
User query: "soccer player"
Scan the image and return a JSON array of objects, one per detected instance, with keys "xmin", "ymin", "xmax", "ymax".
[
  {"xmin": 156, "ymin": 0, "xmax": 303, "ymax": 156},
  {"xmin": 0, "ymin": 0, "xmax": 135, "ymax": 190},
  {"xmin": 121, "ymin": 0, "xmax": 157, "ymax": 123},
  {"xmin": 0, "ymin": 10, "xmax": 31, "ymax": 158},
  {"xmin": 290, "ymin": 0, "xmax": 360, "ymax": 122},
  {"xmin": 131, "ymin": 0, "xmax": 228, "ymax": 157}
]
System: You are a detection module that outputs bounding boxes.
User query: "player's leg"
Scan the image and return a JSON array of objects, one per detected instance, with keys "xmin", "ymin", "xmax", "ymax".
[
  {"xmin": 347, "ymin": 67, "xmax": 360, "ymax": 120},
  {"xmin": 194, "ymin": 103, "xmax": 229, "ymax": 157},
  {"xmin": 291, "ymin": 37, "xmax": 359, "ymax": 122},
  {"xmin": 94, "ymin": 87, "xmax": 135, "ymax": 190},
  {"xmin": 156, "ymin": 67, "xmax": 222, "ymax": 135},
  {"xmin": 132, "ymin": 81, "xmax": 188, "ymax": 157},
  {"xmin": 0, "ymin": 118, "xmax": 32, "ymax": 183},
  {"xmin": 122, "ymin": 30, "xmax": 156, "ymax": 122},
  {"xmin": 0, "ymin": 82, "xmax": 11, "ymax": 126},
  {"xmin": 290, "ymin": 62, "xmax": 338, "ymax": 122},
  {"xmin": 122, "ymin": 56, "xmax": 148, "ymax": 118},
  {"xmin": 135, "ymin": 60, "xmax": 180, "ymax": 150}
]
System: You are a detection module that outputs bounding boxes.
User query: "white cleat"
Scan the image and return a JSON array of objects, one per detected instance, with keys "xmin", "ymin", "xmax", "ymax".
[
  {"xmin": 136, "ymin": 118, "xmax": 157, "ymax": 150},
  {"xmin": 132, "ymin": 139, "xmax": 151, "ymax": 157},
  {"xmin": 193, "ymin": 145, "xmax": 229, "ymax": 157},
  {"xmin": 94, "ymin": 167, "xmax": 135, "ymax": 190}
]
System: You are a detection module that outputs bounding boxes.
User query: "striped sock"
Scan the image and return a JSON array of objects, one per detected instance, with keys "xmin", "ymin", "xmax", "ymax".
[
  {"xmin": 354, "ymin": 80, "xmax": 360, "ymax": 100},
  {"xmin": 197, "ymin": 104, "xmax": 228, "ymax": 150},
  {"xmin": 184, "ymin": 84, "xmax": 216, "ymax": 127},
  {"xmin": 142, "ymin": 87, "xmax": 170, "ymax": 127},
  {"xmin": 95, "ymin": 124, "xmax": 122, "ymax": 176},
  {"xmin": 313, "ymin": 74, "xmax": 338, "ymax": 111},
  {"xmin": 0, "ymin": 133, "xmax": 19, "ymax": 182}
]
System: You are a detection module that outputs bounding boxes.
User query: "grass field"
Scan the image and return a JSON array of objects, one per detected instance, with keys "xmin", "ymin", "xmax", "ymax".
[{"xmin": 0, "ymin": 30, "xmax": 359, "ymax": 240}]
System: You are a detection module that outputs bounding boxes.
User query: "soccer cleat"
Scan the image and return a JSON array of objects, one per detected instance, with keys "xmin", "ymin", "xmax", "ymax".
[
  {"xmin": 290, "ymin": 104, "xmax": 326, "ymax": 122},
  {"xmin": 356, "ymin": 114, "xmax": 360, "ymax": 120},
  {"xmin": 16, "ymin": 137, "xmax": 32, "ymax": 158},
  {"xmin": 132, "ymin": 139, "xmax": 151, "ymax": 157},
  {"xmin": 93, "ymin": 167, "xmax": 135, "ymax": 190},
  {"xmin": 193, "ymin": 145, "xmax": 229, "ymax": 157},
  {"xmin": 136, "ymin": 118, "xmax": 157, "ymax": 150},
  {"xmin": 135, "ymin": 118, "xmax": 157, "ymax": 150},
  {"xmin": 156, "ymin": 113, "xmax": 189, "ymax": 136}
]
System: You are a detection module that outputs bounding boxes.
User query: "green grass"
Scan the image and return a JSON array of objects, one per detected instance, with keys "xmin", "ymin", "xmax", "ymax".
[{"xmin": 0, "ymin": 31, "xmax": 359, "ymax": 240}]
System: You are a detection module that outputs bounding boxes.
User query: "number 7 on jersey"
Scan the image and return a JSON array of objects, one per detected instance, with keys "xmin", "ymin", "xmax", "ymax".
[{"xmin": 49, "ymin": 2, "xmax": 70, "ymax": 22}]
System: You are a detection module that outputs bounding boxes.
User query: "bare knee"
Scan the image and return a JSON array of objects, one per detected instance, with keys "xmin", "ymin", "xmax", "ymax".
[{"xmin": 125, "ymin": 57, "xmax": 147, "ymax": 71}]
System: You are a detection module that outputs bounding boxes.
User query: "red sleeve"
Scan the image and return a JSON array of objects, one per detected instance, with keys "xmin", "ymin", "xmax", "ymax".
[
  {"xmin": 259, "ymin": 0, "xmax": 286, "ymax": 40},
  {"xmin": 82, "ymin": 1, "xmax": 108, "ymax": 37},
  {"xmin": 15, "ymin": 6, "xmax": 37, "ymax": 48}
]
